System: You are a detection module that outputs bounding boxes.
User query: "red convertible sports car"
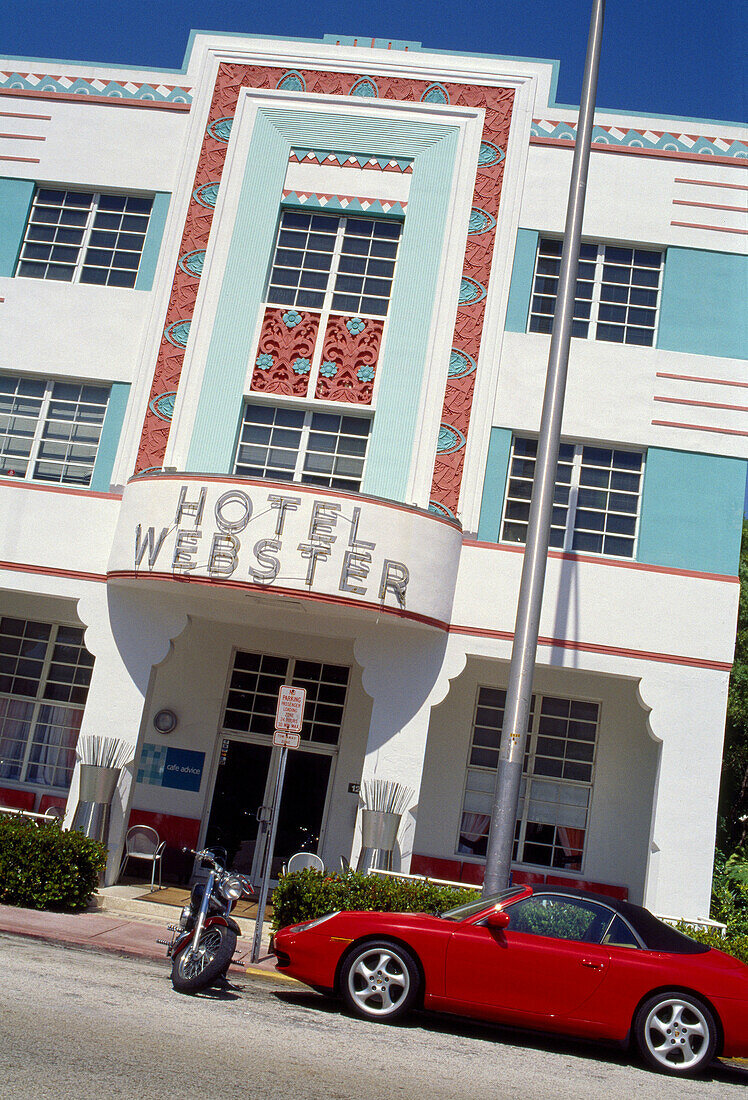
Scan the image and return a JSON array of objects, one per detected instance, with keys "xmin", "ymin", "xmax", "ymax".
[{"xmin": 272, "ymin": 884, "xmax": 748, "ymax": 1076}]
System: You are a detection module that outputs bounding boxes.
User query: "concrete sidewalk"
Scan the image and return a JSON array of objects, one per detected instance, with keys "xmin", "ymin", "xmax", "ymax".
[{"xmin": 0, "ymin": 887, "xmax": 282, "ymax": 979}]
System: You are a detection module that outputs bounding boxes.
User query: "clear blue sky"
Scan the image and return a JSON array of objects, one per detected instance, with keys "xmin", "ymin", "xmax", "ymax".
[
  {"xmin": 0, "ymin": 0, "xmax": 745, "ymax": 123},
  {"xmin": 3, "ymin": 0, "xmax": 745, "ymax": 513}
]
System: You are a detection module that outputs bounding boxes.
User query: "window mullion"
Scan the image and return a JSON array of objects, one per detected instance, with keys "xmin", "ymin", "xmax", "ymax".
[
  {"xmin": 588, "ymin": 244, "xmax": 605, "ymax": 339},
  {"xmin": 296, "ymin": 413, "xmax": 313, "ymax": 480},
  {"xmin": 565, "ymin": 447, "xmax": 583, "ymax": 551},
  {"xmin": 27, "ymin": 381, "xmax": 54, "ymax": 480},
  {"xmin": 324, "ymin": 218, "xmax": 347, "ymax": 314},
  {"xmin": 72, "ymin": 194, "xmax": 97, "ymax": 284},
  {"xmin": 19, "ymin": 624, "xmax": 58, "ymax": 782}
]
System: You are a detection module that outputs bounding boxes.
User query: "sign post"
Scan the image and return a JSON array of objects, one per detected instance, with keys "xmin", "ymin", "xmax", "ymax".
[{"xmin": 250, "ymin": 686, "xmax": 306, "ymax": 963}]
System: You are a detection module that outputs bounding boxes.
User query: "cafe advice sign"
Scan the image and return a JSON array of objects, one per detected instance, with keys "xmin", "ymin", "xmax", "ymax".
[{"xmin": 108, "ymin": 474, "xmax": 462, "ymax": 628}]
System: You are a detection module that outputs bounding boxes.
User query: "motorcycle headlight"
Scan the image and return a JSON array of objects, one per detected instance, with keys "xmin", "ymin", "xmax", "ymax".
[
  {"xmin": 222, "ymin": 875, "xmax": 244, "ymax": 901},
  {"xmin": 179, "ymin": 906, "xmax": 191, "ymax": 928}
]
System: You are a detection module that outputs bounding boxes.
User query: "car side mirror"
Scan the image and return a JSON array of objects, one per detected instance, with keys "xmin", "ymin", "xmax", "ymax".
[{"xmin": 484, "ymin": 908, "xmax": 511, "ymax": 930}]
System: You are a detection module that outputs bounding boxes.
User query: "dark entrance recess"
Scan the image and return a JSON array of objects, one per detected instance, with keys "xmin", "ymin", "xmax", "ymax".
[{"xmin": 204, "ymin": 739, "xmax": 332, "ymax": 879}]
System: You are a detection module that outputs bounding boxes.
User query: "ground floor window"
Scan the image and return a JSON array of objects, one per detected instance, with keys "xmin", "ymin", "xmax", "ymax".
[
  {"xmin": 0, "ymin": 616, "xmax": 94, "ymax": 788},
  {"xmin": 459, "ymin": 687, "xmax": 599, "ymax": 872}
]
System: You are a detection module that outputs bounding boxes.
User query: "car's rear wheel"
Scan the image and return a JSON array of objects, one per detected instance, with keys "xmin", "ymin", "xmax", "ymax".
[
  {"xmin": 633, "ymin": 990, "xmax": 718, "ymax": 1076},
  {"xmin": 341, "ymin": 939, "xmax": 419, "ymax": 1022}
]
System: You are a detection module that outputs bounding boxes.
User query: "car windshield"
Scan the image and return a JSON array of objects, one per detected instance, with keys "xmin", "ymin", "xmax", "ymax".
[{"xmin": 440, "ymin": 886, "xmax": 526, "ymax": 921}]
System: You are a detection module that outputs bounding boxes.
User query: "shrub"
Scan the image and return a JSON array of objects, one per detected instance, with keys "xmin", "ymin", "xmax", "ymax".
[
  {"xmin": 0, "ymin": 815, "xmax": 107, "ymax": 911},
  {"xmin": 272, "ymin": 868, "xmax": 479, "ymax": 930},
  {"xmin": 674, "ymin": 923, "xmax": 748, "ymax": 966}
]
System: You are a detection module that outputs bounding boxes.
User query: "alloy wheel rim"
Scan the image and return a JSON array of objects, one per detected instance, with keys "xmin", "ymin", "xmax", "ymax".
[
  {"xmin": 178, "ymin": 927, "xmax": 224, "ymax": 980},
  {"xmin": 644, "ymin": 998, "xmax": 709, "ymax": 1069},
  {"xmin": 348, "ymin": 949, "xmax": 409, "ymax": 1016}
]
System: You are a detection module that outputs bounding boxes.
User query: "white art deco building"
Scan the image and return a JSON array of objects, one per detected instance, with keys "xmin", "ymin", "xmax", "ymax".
[{"xmin": 0, "ymin": 31, "xmax": 745, "ymax": 918}]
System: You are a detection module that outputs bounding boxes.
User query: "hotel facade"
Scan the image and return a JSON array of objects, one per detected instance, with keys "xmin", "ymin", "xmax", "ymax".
[{"xmin": 0, "ymin": 31, "xmax": 745, "ymax": 919}]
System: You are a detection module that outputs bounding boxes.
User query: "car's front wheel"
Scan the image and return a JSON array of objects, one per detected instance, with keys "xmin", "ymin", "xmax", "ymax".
[
  {"xmin": 633, "ymin": 990, "xmax": 718, "ymax": 1076},
  {"xmin": 341, "ymin": 939, "xmax": 420, "ymax": 1022}
]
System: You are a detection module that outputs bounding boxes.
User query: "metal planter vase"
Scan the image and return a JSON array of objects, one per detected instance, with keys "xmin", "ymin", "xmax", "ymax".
[
  {"xmin": 357, "ymin": 809, "xmax": 402, "ymax": 873},
  {"xmin": 72, "ymin": 764, "xmax": 121, "ymax": 844}
]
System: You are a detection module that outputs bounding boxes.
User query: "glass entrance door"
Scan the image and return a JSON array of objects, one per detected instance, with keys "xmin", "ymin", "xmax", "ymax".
[{"xmin": 204, "ymin": 738, "xmax": 333, "ymax": 881}]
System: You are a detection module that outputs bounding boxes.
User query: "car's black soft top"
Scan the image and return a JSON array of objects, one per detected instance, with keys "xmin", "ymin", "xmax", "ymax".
[{"xmin": 529, "ymin": 886, "xmax": 711, "ymax": 954}]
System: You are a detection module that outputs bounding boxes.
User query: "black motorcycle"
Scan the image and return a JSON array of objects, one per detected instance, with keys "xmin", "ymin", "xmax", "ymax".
[{"xmin": 162, "ymin": 847, "xmax": 252, "ymax": 993}]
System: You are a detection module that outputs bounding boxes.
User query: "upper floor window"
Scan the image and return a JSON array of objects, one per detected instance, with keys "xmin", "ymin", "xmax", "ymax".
[
  {"xmin": 459, "ymin": 687, "xmax": 599, "ymax": 873},
  {"xmin": 234, "ymin": 402, "xmax": 371, "ymax": 492},
  {"xmin": 501, "ymin": 436, "xmax": 644, "ymax": 559},
  {"xmin": 0, "ymin": 375, "xmax": 109, "ymax": 486},
  {"xmin": 0, "ymin": 616, "xmax": 94, "ymax": 789},
  {"xmin": 16, "ymin": 188, "xmax": 153, "ymax": 288},
  {"xmin": 529, "ymin": 238, "xmax": 662, "ymax": 346},
  {"xmin": 267, "ymin": 211, "xmax": 401, "ymax": 317}
]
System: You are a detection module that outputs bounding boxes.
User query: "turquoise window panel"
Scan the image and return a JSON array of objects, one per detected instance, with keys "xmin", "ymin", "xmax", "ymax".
[
  {"xmin": 637, "ymin": 448, "xmax": 747, "ymax": 576},
  {"xmin": 505, "ymin": 229, "xmax": 539, "ymax": 333},
  {"xmin": 90, "ymin": 382, "xmax": 130, "ymax": 492},
  {"xmin": 0, "ymin": 178, "xmax": 34, "ymax": 277},
  {"xmin": 657, "ymin": 248, "xmax": 748, "ymax": 361},
  {"xmin": 135, "ymin": 192, "xmax": 170, "ymax": 291},
  {"xmin": 477, "ymin": 427, "xmax": 513, "ymax": 541},
  {"xmin": 187, "ymin": 106, "xmax": 460, "ymax": 505}
]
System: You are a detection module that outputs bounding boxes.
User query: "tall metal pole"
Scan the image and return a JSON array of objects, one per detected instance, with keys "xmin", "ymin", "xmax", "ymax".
[
  {"xmin": 251, "ymin": 746, "xmax": 288, "ymax": 962},
  {"xmin": 482, "ymin": 0, "xmax": 606, "ymax": 895}
]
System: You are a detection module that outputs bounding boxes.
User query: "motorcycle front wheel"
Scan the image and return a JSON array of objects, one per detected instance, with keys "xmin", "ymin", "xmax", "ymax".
[{"xmin": 171, "ymin": 925, "xmax": 238, "ymax": 993}]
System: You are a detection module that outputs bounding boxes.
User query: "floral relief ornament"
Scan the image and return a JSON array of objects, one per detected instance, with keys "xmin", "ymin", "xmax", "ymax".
[
  {"xmin": 255, "ymin": 353, "xmax": 274, "ymax": 370},
  {"xmin": 282, "ymin": 310, "xmax": 303, "ymax": 328},
  {"xmin": 293, "ymin": 358, "xmax": 311, "ymax": 374},
  {"xmin": 356, "ymin": 366, "xmax": 375, "ymax": 382},
  {"xmin": 320, "ymin": 361, "xmax": 338, "ymax": 378},
  {"xmin": 346, "ymin": 316, "xmax": 366, "ymax": 335}
]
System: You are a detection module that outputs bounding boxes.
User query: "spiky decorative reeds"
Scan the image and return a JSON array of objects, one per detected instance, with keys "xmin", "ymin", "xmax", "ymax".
[
  {"xmin": 75, "ymin": 735, "xmax": 133, "ymax": 770},
  {"xmin": 361, "ymin": 779, "xmax": 414, "ymax": 816}
]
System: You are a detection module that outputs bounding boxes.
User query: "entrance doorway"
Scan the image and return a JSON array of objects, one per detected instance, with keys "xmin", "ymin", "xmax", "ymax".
[{"xmin": 204, "ymin": 738, "xmax": 333, "ymax": 880}]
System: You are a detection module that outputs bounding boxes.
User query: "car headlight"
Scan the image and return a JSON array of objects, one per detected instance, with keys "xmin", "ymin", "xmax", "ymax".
[
  {"xmin": 289, "ymin": 911, "xmax": 340, "ymax": 932},
  {"xmin": 222, "ymin": 875, "xmax": 244, "ymax": 901}
]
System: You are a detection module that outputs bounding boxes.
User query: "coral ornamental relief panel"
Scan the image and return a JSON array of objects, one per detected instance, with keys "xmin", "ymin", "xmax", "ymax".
[{"xmin": 135, "ymin": 62, "xmax": 514, "ymax": 518}]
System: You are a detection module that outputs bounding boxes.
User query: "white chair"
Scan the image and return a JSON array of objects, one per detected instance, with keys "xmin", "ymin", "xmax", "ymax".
[
  {"xmin": 118, "ymin": 825, "xmax": 166, "ymax": 891},
  {"xmin": 285, "ymin": 851, "xmax": 324, "ymax": 874}
]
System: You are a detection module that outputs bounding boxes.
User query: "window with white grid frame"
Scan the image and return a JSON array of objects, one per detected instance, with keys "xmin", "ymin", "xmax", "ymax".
[
  {"xmin": 222, "ymin": 650, "xmax": 348, "ymax": 745},
  {"xmin": 528, "ymin": 238, "xmax": 663, "ymax": 346},
  {"xmin": 458, "ymin": 687, "xmax": 599, "ymax": 872},
  {"xmin": 501, "ymin": 436, "xmax": 644, "ymax": 559},
  {"xmin": 0, "ymin": 375, "xmax": 109, "ymax": 486},
  {"xmin": 234, "ymin": 402, "xmax": 371, "ymax": 492},
  {"xmin": 266, "ymin": 210, "xmax": 401, "ymax": 317},
  {"xmin": 0, "ymin": 617, "xmax": 95, "ymax": 789},
  {"xmin": 16, "ymin": 188, "xmax": 153, "ymax": 288}
]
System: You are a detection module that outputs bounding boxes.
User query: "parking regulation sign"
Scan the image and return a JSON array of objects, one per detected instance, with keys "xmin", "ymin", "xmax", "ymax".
[
  {"xmin": 273, "ymin": 729, "xmax": 301, "ymax": 749},
  {"xmin": 275, "ymin": 685, "xmax": 306, "ymax": 733}
]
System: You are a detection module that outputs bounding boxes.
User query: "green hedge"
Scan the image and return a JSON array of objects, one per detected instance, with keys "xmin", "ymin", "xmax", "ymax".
[
  {"xmin": 0, "ymin": 816, "xmax": 107, "ymax": 911},
  {"xmin": 272, "ymin": 868, "xmax": 479, "ymax": 930},
  {"xmin": 675, "ymin": 924, "xmax": 748, "ymax": 966}
]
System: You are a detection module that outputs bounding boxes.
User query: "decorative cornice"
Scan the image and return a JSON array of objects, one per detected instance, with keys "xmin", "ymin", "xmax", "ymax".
[
  {"xmin": 281, "ymin": 189, "xmax": 406, "ymax": 216},
  {"xmin": 531, "ymin": 119, "xmax": 748, "ymax": 162},
  {"xmin": 0, "ymin": 70, "xmax": 192, "ymax": 104},
  {"xmin": 289, "ymin": 148, "xmax": 413, "ymax": 172}
]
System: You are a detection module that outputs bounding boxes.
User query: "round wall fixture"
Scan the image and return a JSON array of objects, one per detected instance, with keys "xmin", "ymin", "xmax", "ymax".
[{"xmin": 153, "ymin": 709, "xmax": 178, "ymax": 735}]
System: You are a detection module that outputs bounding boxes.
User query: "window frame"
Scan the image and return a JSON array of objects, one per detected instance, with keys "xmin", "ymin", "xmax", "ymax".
[
  {"xmin": 458, "ymin": 686, "xmax": 601, "ymax": 875},
  {"xmin": 0, "ymin": 617, "xmax": 95, "ymax": 790},
  {"xmin": 0, "ymin": 374, "xmax": 110, "ymax": 487},
  {"xmin": 499, "ymin": 435, "xmax": 645, "ymax": 560},
  {"xmin": 528, "ymin": 237, "xmax": 663, "ymax": 346},
  {"xmin": 234, "ymin": 399, "xmax": 373, "ymax": 493},
  {"xmin": 15, "ymin": 187, "xmax": 154, "ymax": 288}
]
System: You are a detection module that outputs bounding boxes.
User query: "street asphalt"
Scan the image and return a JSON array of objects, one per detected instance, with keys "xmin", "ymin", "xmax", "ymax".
[{"xmin": 1, "ymin": 934, "xmax": 747, "ymax": 1100}]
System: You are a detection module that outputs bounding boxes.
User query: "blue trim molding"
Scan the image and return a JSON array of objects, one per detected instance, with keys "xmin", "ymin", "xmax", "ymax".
[
  {"xmin": 637, "ymin": 448, "xmax": 747, "ymax": 576},
  {"xmin": 135, "ymin": 192, "xmax": 170, "ymax": 291},
  {"xmin": 504, "ymin": 229, "xmax": 539, "ymax": 333},
  {"xmin": 0, "ymin": 177, "xmax": 34, "ymax": 277},
  {"xmin": 90, "ymin": 382, "xmax": 130, "ymax": 492},
  {"xmin": 657, "ymin": 248, "xmax": 748, "ymax": 361},
  {"xmin": 477, "ymin": 427, "xmax": 513, "ymax": 541}
]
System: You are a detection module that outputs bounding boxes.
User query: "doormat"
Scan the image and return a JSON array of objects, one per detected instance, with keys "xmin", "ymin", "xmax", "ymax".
[{"xmin": 137, "ymin": 886, "xmax": 264, "ymax": 919}]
